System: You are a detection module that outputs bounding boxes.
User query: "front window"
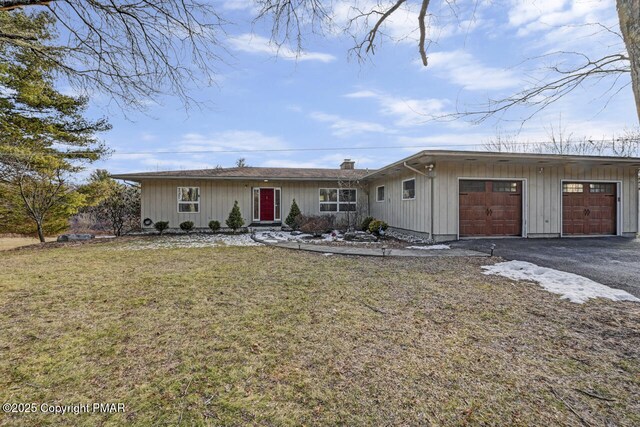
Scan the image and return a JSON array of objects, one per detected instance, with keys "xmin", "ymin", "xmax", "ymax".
[
  {"xmin": 319, "ymin": 188, "xmax": 356, "ymax": 212},
  {"xmin": 177, "ymin": 187, "xmax": 200, "ymax": 213},
  {"xmin": 376, "ymin": 186, "xmax": 385, "ymax": 202},
  {"xmin": 402, "ymin": 179, "xmax": 415, "ymax": 200}
]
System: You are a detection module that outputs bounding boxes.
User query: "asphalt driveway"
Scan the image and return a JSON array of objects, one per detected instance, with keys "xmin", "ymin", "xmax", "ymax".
[{"xmin": 451, "ymin": 237, "xmax": 640, "ymax": 298}]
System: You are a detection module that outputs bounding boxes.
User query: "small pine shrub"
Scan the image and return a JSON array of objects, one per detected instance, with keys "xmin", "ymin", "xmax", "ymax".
[
  {"xmin": 179, "ymin": 221, "xmax": 194, "ymax": 233},
  {"xmin": 226, "ymin": 201, "xmax": 245, "ymax": 233},
  {"xmin": 154, "ymin": 221, "xmax": 169, "ymax": 235},
  {"xmin": 368, "ymin": 219, "xmax": 388, "ymax": 235},
  {"xmin": 285, "ymin": 199, "xmax": 302, "ymax": 229},
  {"xmin": 360, "ymin": 216, "xmax": 375, "ymax": 232},
  {"xmin": 208, "ymin": 220, "xmax": 221, "ymax": 232}
]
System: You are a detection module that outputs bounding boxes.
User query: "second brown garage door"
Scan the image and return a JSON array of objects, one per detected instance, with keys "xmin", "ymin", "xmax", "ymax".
[
  {"xmin": 459, "ymin": 180, "xmax": 523, "ymax": 237},
  {"xmin": 562, "ymin": 182, "xmax": 617, "ymax": 235}
]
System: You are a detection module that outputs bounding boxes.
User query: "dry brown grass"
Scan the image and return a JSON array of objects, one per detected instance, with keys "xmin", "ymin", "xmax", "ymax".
[
  {"xmin": 0, "ymin": 238, "xmax": 639, "ymax": 426},
  {"xmin": 0, "ymin": 236, "xmax": 55, "ymax": 251}
]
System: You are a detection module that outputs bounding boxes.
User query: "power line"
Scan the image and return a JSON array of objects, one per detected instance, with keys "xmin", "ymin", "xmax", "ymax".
[
  {"xmin": 3, "ymin": 138, "xmax": 639, "ymax": 157},
  {"xmin": 106, "ymin": 138, "xmax": 640, "ymax": 156}
]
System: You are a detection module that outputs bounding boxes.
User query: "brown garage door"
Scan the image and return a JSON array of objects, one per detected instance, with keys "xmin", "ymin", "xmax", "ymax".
[
  {"xmin": 459, "ymin": 180, "xmax": 522, "ymax": 237},
  {"xmin": 562, "ymin": 182, "xmax": 617, "ymax": 235}
]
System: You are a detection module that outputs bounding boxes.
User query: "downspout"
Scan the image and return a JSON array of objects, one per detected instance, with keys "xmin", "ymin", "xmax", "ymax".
[
  {"xmin": 403, "ymin": 162, "xmax": 435, "ymax": 241},
  {"xmin": 429, "ymin": 168, "xmax": 434, "ymax": 242}
]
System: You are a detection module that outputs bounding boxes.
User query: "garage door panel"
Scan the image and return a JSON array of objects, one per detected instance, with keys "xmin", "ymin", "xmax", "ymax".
[
  {"xmin": 459, "ymin": 180, "xmax": 522, "ymax": 237},
  {"xmin": 562, "ymin": 182, "xmax": 616, "ymax": 236}
]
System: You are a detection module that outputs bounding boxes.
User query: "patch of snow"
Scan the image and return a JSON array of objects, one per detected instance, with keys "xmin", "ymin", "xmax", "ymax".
[
  {"xmin": 321, "ymin": 230, "xmax": 344, "ymax": 242},
  {"xmin": 322, "ymin": 253, "xmax": 333, "ymax": 256},
  {"xmin": 482, "ymin": 260, "xmax": 640, "ymax": 304},
  {"xmin": 406, "ymin": 244, "xmax": 451, "ymax": 250},
  {"xmin": 115, "ymin": 234, "xmax": 263, "ymax": 250},
  {"xmin": 385, "ymin": 229, "xmax": 430, "ymax": 244},
  {"xmin": 254, "ymin": 230, "xmax": 352, "ymax": 244},
  {"xmin": 254, "ymin": 231, "xmax": 312, "ymax": 242}
]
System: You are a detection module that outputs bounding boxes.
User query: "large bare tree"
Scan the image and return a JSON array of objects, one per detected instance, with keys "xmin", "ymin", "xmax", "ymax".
[
  {"xmin": 256, "ymin": 0, "xmax": 640, "ymax": 124},
  {"xmin": 2, "ymin": 0, "xmax": 638, "ymax": 123},
  {"xmin": 0, "ymin": 0, "xmax": 226, "ymax": 109}
]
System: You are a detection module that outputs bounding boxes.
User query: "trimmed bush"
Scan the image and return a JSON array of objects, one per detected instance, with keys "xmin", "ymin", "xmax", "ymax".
[
  {"xmin": 226, "ymin": 201, "xmax": 245, "ymax": 232},
  {"xmin": 368, "ymin": 219, "xmax": 388, "ymax": 235},
  {"xmin": 208, "ymin": 220, "xmax": 221, "ymax": 232},
  {"xmin": 360, "ymin": 216, "xmax": 374, "ymax": 232},
  {"xmin": 296, "ymin": 214, "xmax": 333, "ymax": 237},
  {"xmin": 179, "ymin": 221, "xmax": 194, "ymax": 233},
  {"xmin": 285, "ymin": 199, "xmax": 302, "ymax": 229},
  {"xmin": 154, "ymin": 221, "xmax": 169, "ymax": 235}
]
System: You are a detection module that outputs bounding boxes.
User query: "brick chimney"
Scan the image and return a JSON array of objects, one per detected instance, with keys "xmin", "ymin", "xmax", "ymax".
[{"xmin": 340, "ymin": 159, "xmax": 355, "ymax": 170}]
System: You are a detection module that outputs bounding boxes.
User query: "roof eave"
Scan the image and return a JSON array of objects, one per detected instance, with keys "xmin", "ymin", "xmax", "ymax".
[
  {"xmin": 110, "ymin": 174, "xmax": 369, "ymax": 182},
  {"xmin": 362, "ymin": 150, "xmax": 640, "ymax": 180}
]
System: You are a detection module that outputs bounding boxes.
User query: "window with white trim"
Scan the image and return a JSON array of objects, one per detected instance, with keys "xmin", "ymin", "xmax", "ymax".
[
  {"xmin": 402, "ymin": 179, "xmax": 416, "ymax": 200},
  {"xmin": 376, "ymin": 185, "xmax": 385, "ymax": 202},
  {"xmin": 319, "ymin": 188, "xmax": 357, "ymax": 212},
  {"xmin": 177, "ymin": 187, "xmax": 200, "ymax": 213}
]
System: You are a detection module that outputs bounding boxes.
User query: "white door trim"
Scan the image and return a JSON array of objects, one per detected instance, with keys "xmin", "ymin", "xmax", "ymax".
[{"xmin": 252, "ymin": 187, "xmax": 282, "ymax": 223}]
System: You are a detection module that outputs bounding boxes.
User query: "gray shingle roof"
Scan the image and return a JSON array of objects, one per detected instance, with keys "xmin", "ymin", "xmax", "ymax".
[{"xmin": 111, "ymin": 166, "xmax": 372, "ymax": 181}]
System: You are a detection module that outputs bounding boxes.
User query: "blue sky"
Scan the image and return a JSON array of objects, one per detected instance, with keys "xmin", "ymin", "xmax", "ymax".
[{"xmin": 84, "ymin": 0, "xmax": 637, "ymax": 175}]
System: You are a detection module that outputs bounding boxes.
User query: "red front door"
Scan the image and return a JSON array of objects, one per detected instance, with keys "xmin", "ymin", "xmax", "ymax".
[{"xmin": 259, "ymin": 189, "xmax": 274, "ymax": 221}]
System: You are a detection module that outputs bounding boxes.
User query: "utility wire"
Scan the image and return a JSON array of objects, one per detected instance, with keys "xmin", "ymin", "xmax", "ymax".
[{"xmin": 3, "ymin": 138, "xmax": 639, "ymax": 157}]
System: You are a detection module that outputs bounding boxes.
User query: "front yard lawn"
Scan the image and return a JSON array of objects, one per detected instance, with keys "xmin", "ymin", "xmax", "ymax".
[{"xmin": 1, "ymin": 239, "xmax": 639, "ymax": 426}]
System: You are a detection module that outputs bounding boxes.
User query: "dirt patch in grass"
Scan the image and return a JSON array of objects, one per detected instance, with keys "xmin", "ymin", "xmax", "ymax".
[{"xmin": 0, "ymin": 239, "xmax": 639, "ymax": 426}]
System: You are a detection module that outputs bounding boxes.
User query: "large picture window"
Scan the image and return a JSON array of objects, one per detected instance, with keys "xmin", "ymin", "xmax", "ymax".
[
  {"xmin": 402, "ymin": 178, "xmax": 416, "ymax": 200},
  {"xmin": 319, "ymin": 188, "xmax": 357, "ymax": 212},
  {"xmin": 177, "ymin": 187, "xmax": 200, "ymax": 213}
]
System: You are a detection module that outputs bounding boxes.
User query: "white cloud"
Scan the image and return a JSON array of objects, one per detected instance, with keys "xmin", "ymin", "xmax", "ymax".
[
  {"xmin": 110, "ymin": 152, "xmax": 216, "ymax": 171},
  {"xmin": 330, "ymin": 0, "xmax": 484, "ymax": 44},
  {"xmin": 228, "ymin": 34, "xmax": 336, "ymax": 63},
  {"xmin": 308, "ymin": 111, "xmax": 390, "ymax": 136},
  {"xmin": 221, "ymin": 0, "xmax": 257, "ymax": 11},
  {"xmin": 508, "ymin": 0, "xmax": 569, "ymax": 27},
  {"xmin": 177, "ymin": 130, "xmax": 289, "ymax": 153},
  {"xmin": 426, "ymin": 50, "xmax": 522, "ymax": 91},
  {"xmin": 343, "ymin": 90, "xmax": 449, "ymax": 126},
  {"xmin": 343, "ymin": 90, "xmax": 379, "ymax": 99},
  {"xmin": 507, "ymin": 0, "xmax": 620, "ymax": 53}
]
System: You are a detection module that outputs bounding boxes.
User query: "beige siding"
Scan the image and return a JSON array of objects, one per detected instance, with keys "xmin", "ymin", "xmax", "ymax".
[
  {"xmin": 141, "ymin": 179, "xmax": 369, "ymax": 229},
  {"xmin": 368, "ymin": 171, "xmax": 431, "ymax": 235},
  {"xmin": 367, "ymin": 162, "xmax": 638, "ymax": 240}
]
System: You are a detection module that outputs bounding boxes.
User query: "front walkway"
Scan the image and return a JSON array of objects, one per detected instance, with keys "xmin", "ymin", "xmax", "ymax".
[{"xmin": 257, "ymin": 239, "xmax": 488, "ymax": 258}]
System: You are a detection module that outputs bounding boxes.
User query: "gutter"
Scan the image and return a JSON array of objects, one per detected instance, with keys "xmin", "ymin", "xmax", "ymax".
[{"xmin": 109, "ymin": 175, "xmax": 369, "ymax": 182}]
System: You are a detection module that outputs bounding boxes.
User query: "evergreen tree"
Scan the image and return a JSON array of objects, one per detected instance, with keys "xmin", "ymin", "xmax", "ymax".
[
  {"xmin": 0, "ymin": 11, "xmax": 109, "ymax": 240},
  {"xmin": 226, "ymin": 201, "xmax": 245, "ymax": 233},
  {"xmin": 285, "ymin": 198, "xmax": 301, "ymax": 229}
]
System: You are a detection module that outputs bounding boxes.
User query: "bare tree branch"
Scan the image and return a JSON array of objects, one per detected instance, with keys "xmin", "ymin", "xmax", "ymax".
[
  {"xmin": 418, "ymin": 0, "xmax": 430, "ymax": 66},
  {"xmin": 1, "ymin": 1, "xmax": 227, "ymax": 110}
]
